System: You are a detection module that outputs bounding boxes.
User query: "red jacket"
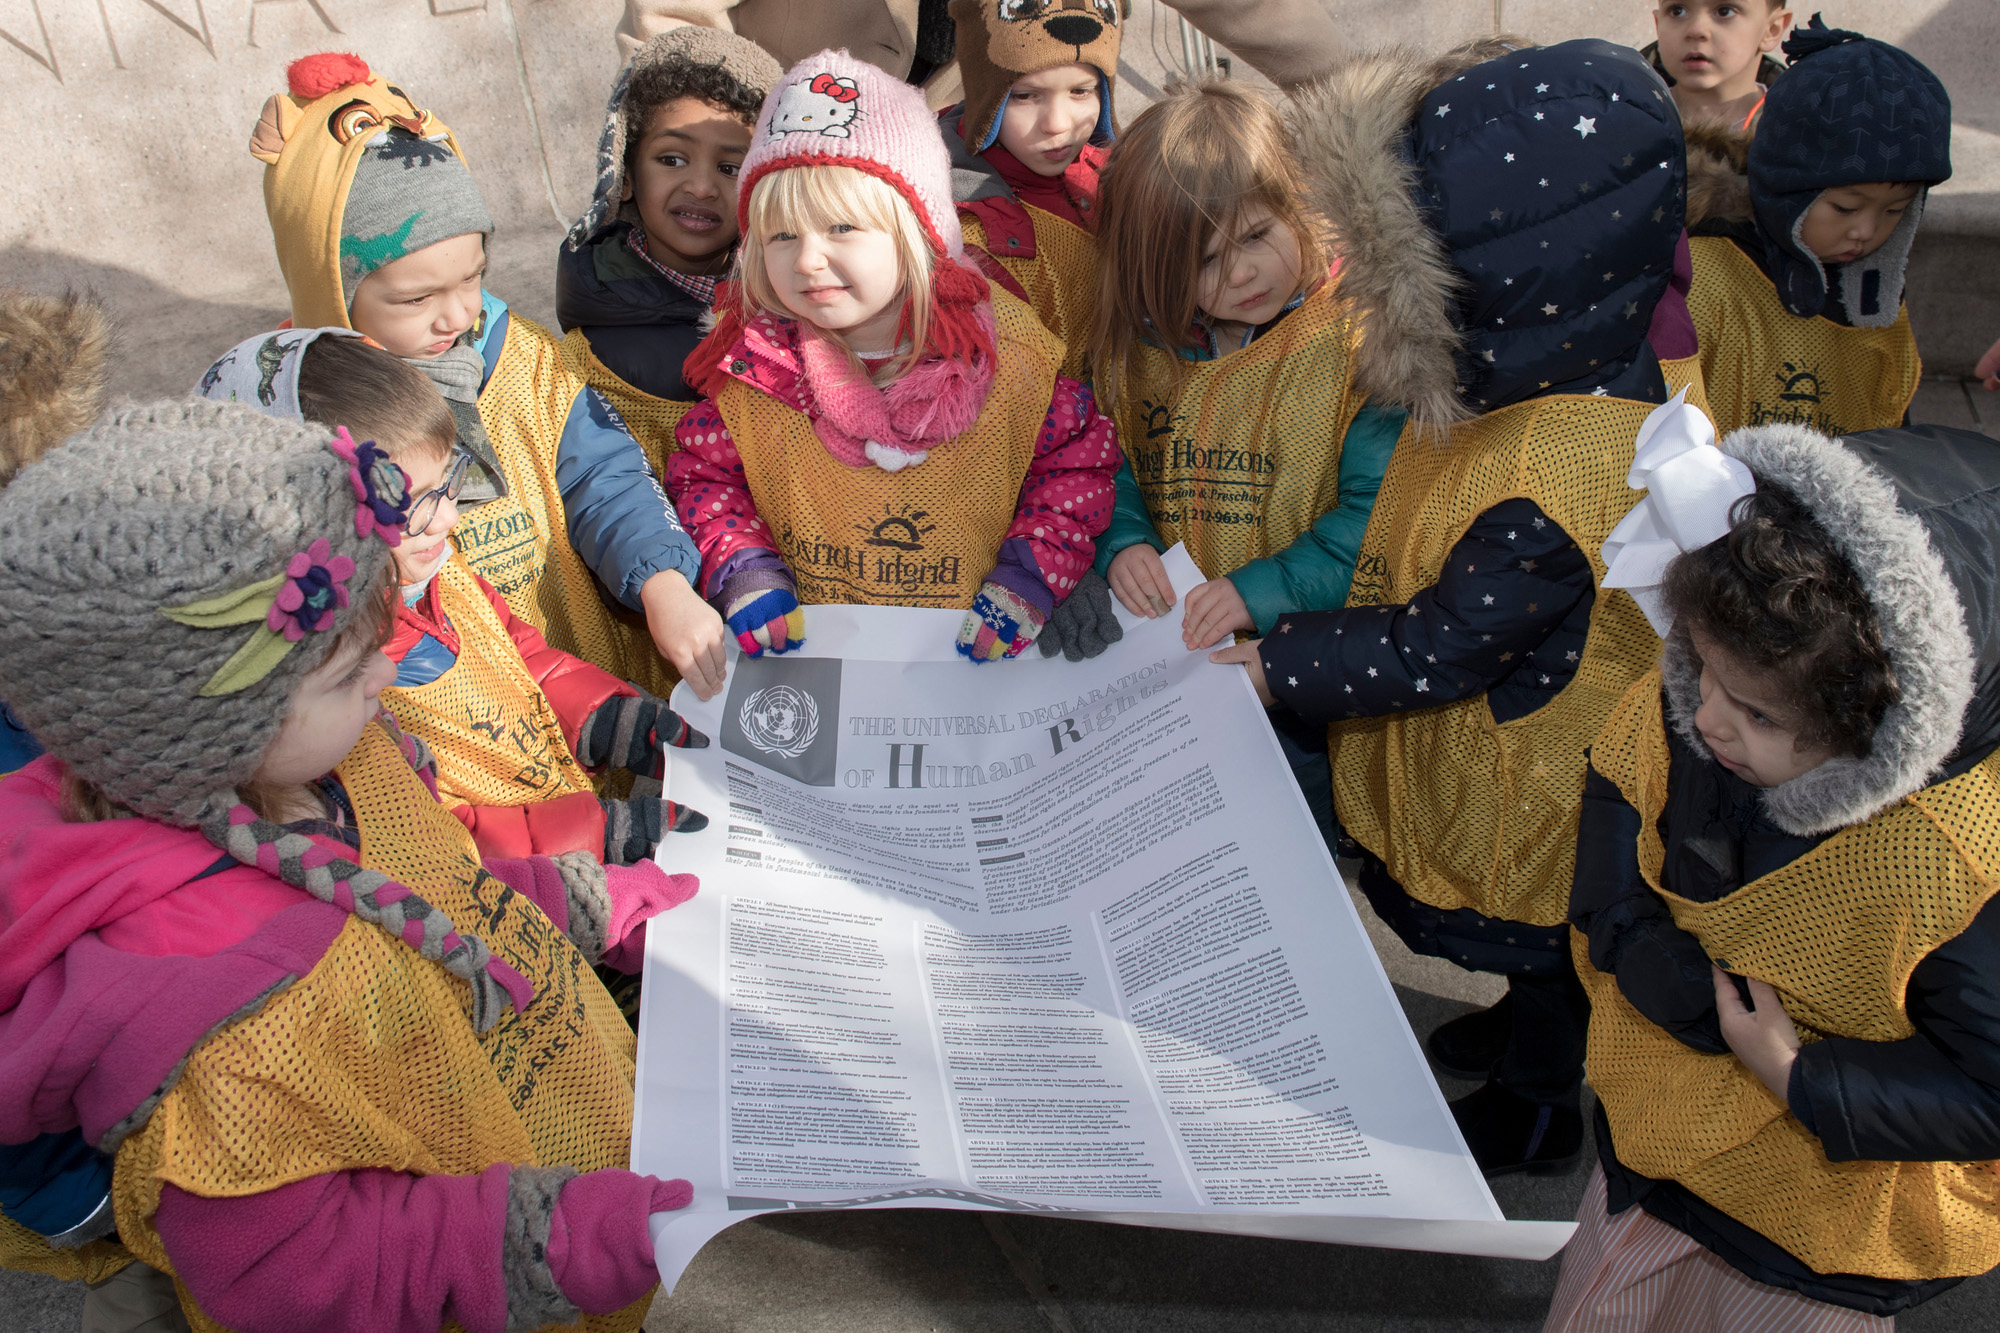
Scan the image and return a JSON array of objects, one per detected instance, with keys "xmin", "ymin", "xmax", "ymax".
[{"xmin": 386, "ymin": 571, "xmax": 636, "ymax": 860}]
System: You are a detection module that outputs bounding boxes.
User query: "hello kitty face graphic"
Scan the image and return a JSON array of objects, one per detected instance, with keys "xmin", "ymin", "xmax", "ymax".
[{"xmin": 770, "ymin": 74, "xmax": 862, "ymax": 138}]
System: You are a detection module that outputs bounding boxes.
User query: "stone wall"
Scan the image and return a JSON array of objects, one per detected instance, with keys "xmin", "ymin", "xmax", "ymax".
[{"xmin": 0, "ymin": 0, "xmax": 1990, "ymax": 400}]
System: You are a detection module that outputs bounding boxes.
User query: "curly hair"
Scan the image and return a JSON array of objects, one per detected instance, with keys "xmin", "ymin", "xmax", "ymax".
[
  {"xmin": 622, "ymin": 60, "xmax": 766, "ymax": 174},
  {"xmin": 1662, "ymin": 482, "xmax": 1900, "ymax": 760}
]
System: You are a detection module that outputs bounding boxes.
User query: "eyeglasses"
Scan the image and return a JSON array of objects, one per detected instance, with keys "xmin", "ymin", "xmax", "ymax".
[{"xmin": 405, "ymin": 449, "xmax": 472, "ymax": 536}]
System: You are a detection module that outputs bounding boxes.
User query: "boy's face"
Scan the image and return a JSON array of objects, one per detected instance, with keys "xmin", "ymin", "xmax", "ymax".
[
  {"xmin": 1798, "ymin": 181, "xmax": 1921, "ymax": 265},
  {"xmin": 1653, "ymin": 1, "xmax": 1789, "ymax": 96},
  {"xmin": 391, "ymin": 446, "xmax": 461, "ymax": 588},
  {"xmin": 1688, "ymin": 628, "xmax": 1835, "ymax": 787},
  {"xmin": 624, "ymin": 97, "xmax": 752, "ymax": 275},
  {"xmin": 349, "ymin": 232, "xmax": 488, "ymax": 361},
  {"xmin": 1195, "ymin": 206, "xmax": 1305, "ymax": 334},
  {"xmin": 996, "ymin": 64, "xmax": 1101, "ymax": 178}
]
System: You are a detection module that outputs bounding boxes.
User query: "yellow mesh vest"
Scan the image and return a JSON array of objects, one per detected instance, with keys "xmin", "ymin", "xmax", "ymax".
[
  {"xmin": 1658, "ymin": 352, "xmax": 1717, "ymax": 430},
  {"xmin": 1110, "ymin": 281, "xmax": 1363, "ymax": 583},
  {"xmin": 110, "ymin": 719, "xmax": 646, "ymax": 1333},
  {"xmin": 1331, "ymin": 396, "xmax": 1663, "ymax": 927},
  {"xmin": 962, "ymin": 205, "xmax": 1097, "ymax": 381},
  {"xmin": 1580, "ymin": 674, "xmax": 2000, "ymax": 1279},
  {"xmin": 458, "ymin": 312, "xmax": 679, "ymax": 701},
  {"xmin": 383, "ymin": 556, "xmax": 599, "ymax": 811},
  {"xmin": 557, "ymin": 327, "xmax": 695, "ymax": 483},
  {"xmin": 0, "ymin": 1213, "xmax": 132, "ymax": 1284},
  {"xmin": 1687, "ymin": 235, "xmax": 1921, "ymax": 438},
  {"xmin": 716, "ymin": 291, "xmax": 1063, "ymax": 610}
]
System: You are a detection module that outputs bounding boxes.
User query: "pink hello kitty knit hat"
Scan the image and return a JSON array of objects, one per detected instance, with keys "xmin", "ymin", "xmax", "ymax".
[{"xmin": 688, "ymin": 48, "xmax": 993, "ymax": 397}]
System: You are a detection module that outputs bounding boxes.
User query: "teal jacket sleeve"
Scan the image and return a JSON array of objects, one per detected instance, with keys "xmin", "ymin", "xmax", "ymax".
[
  {"xmin": 555, "ymin": 387, "xmax": 704, "ymax": 610},
  {"xmin": 1225, "ymin": 403, "xmax": 1408, "ymax": 635},
  {"xmin": 1089, "ymin": 456, "xmax": 1167, "ymax": 578}
]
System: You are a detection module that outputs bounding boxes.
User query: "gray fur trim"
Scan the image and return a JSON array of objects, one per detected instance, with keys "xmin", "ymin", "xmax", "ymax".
[
  {"xmin": 1837, "ymin": 191, "xmax": 1925, "ymax": 329},
  {"xmin": 1659, "ymin": 625, "xmax": 1709, "ymax": 758},
  {"xmin": 551, "ymin": 849, "xmax": 613, "ymax": 965},
  {"xmin": 96, "ymin": 976, "xmax": 299, "ymax": 1154},
  {"xmin": 1287, "ymin": 39, "xmax": 1520, "ymax": 434},
  {"xmin": 504, "ymin": 1164, "xmax": 583, "ymax": 1332},
  {"xmin": 1668, "ymin": 423, "xmax": 1978, "ymax": 835}
]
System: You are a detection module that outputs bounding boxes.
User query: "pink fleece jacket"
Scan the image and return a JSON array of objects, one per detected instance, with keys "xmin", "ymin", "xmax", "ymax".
[
  {"xmin": 0, "ymin": 755, "xmax": 695, "ymax": 1333},
  {"xmin": 665, "ymin": 311, "xmax": 1119, "ymax": 616}
]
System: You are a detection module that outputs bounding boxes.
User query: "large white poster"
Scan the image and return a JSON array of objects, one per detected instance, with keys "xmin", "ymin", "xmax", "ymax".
[{"xmin": 637, "ymin": 547, "xmax": 1573, "ymax": 1289}]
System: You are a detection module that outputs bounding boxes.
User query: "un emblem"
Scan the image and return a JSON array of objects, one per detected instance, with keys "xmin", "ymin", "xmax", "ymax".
[{"xmin": 738, "ymin": 685, "xmax": 820, "ymax": 759}]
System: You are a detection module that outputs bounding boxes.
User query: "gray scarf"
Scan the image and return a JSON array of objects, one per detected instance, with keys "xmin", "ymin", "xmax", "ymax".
[{"xmin": 409, "ymin": 342, "xmax": 505, "ymax": 504}]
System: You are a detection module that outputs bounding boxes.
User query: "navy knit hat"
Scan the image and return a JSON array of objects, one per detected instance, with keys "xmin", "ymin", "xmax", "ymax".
[
  {"xmin": 1750, "ymin": 15, "xmax": 1951, "ymax": 323},
  {"xmin": 1409, "ymin": 39, "xmax": 1686, "ymax": 413}
]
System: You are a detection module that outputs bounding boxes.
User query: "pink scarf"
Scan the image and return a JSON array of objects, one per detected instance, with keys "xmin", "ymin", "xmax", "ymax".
[{"xmin": 797, "ymin": 303, "xmax": 998, "ymax": 472}]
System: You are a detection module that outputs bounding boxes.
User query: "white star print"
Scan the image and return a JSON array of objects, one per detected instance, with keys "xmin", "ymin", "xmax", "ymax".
[
  {"xmin": 1367, "ymin": 667, "xmax": 1378, "ymax": 678},
  {"xmin": 1566, "ymin": 650, "xmax": 1579, "ymax": 662},
  {"xmin": 1574, "ymin": 116, "xmax": 1597, "ymax": 138},
  {"xmin": 1535, "ymin": 82, "xmax": 1549, "ymax": 93},
  {"xmin": 1542, "ymin": 302, "xmax": 1559, "ymax": 316},
  {"xmin": 1344, "ymin": 684, "xmax": 1353, "ymax": 693},
  {"xmin": 1426, "ymin": 654, "xmax": 1436, "ymax": 663},
  {"xmin": 1482, "ymin": 349, "xmax": 1496, "ymax": 362},
  {"xmin": 1591, "ymin": 386, "xmax": 1609, "ymax": 396},
  {"xmin": 1539, "ymin": 178, "xmax": 1549, "ymax": 188},
  {"xmin": 1534, "ymin": 112, "xmax": 1545, "ymax": 121},
  {"xmin": 1288, "ymin": 677, "xmax": 1297, "ymax": 687},
  {"xmin": 1611, "ymin": 209, "xmax": 1622, "ymax": 219},
  {"xmin": 1416, "ymin": 679, "xmax": 1430, "ymax": 692},
  {"xmin": 1603, "ymin": 271, "xmax": 1614, "ymax": 281},
  {"xmin": 1504, "ymin": 152, "xmax": 1515, "ymax": 163},
  {"xmin": 1507, "ymin": 530, "xmax": 1518, "ymax": 540},
  {"xmin": 1482, "ymin": 595, "xmax": 1495, "ymax": 605},
  {"xmin": 1623, "ymin": 301, "xmax": 1640, "ymax": 317},
  {"xmin": 1610, "ymin": 93, "xmax": 1620, "ymax": 102},
  {"xmin": 1380, "ymin": 636, "xmax": 1389, "ymax": 644},
  {"xmin": 1533, "ymin": 518, "xmax": 1546, "ymax": 529},
  {"xmin": 1436, "ymin": 103, "xmax": 1451, "ymax": 117},
  {"xmin": 1504, "ymin": 277, "xmax": 1513, "ymax": 285},
  {"xmin": 1540, "ymin": 674, "xmax": 1551, "ymax": 684}
]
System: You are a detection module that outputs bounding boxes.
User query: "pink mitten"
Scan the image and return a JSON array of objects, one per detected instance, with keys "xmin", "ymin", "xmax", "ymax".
[
  {"xmin": 545, "ymin": 1170, "xmax": 693, "ymax": 1314},
  {"xmin": 599, "ymin": 860, "xmax": 699, "ymax": 973}
]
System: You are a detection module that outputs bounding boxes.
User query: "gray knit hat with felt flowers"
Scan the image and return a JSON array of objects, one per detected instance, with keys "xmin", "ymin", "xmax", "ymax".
[{"xmin": 0, "ymin": 399, "xmax": 410, "ymax": 826}]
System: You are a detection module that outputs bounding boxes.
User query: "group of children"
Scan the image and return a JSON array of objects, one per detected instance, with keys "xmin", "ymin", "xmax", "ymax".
[{"xmin": 0, "ymin": 1, "xmax": 1991, "ymax": 1329}]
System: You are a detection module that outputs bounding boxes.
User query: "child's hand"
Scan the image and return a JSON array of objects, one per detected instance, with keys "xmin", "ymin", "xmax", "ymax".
[
  {"xmin": 724, "ymin": 588, "xmax": 805, "ymax": 657},
  {"xmin": 957, "ymin": 583, "xmax": 1046, "ymax": 663},
  {"xmin": 1182, "ymin": 577, "xmax": 1254, "ymax": 649},
  {"xmin": 1713, "ymin": 965, "xmax": 1802, "ymax": 1103},
  {"xmin": 1978, "ymin": 334, "xmax": 2000, "ymax": 392},
  {"xmin": 1208, "ymin": 639, "xmax": 1275, "ymax": 706},
  {"xmin": 641, "ymin": 570, "xmax": 728, "ymax": 701},
  {"xmin": 1108, "ymin": 545, "xmax": 1176, "ymax": 619}
]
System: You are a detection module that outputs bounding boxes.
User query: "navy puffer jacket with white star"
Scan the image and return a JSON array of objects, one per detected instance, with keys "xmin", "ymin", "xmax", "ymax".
[{"xmin": 1267, "ymin": 39, "xmax": 1687, "ymax": 965}]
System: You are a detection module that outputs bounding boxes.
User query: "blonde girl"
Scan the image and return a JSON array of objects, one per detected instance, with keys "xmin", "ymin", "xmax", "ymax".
[{"xmin": 664, "ymin": 51, "xmax": 1121, "ymax": 666}]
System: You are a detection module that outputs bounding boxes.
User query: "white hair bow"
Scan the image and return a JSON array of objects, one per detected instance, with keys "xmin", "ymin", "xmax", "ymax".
[{"xmin": 1601, "ymin": 388, "xmax": 1755, "ymax": 636}]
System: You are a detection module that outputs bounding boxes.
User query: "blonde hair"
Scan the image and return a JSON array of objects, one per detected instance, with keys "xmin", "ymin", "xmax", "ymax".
[
  {"xmin": 739, "ymin": 165, "xmax": 935, "ymax": 381},
  {"xmin": 1088, "ymin": 82, "xmax": 1329, "ymax": 407}
]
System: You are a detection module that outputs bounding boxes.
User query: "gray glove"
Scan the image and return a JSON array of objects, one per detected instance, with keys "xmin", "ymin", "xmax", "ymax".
[{"xmin": 1038, "ymin": 571, "xmax": 1124, "ymax": 662}]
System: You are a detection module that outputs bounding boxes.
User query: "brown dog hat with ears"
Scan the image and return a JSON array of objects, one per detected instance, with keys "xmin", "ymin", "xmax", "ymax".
[{"xmin": 951, "ymin": 0, "xmax": 1123, "ymax": 153}]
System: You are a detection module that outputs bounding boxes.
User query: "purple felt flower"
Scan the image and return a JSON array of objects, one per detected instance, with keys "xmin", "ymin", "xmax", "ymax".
[
  {"xmin": 329, "ymin": 426, "xmax": 410, "ymax": 547},
  {"xmin": 267, "ymin": 538, "xmax": 356, "ymax": 642}
]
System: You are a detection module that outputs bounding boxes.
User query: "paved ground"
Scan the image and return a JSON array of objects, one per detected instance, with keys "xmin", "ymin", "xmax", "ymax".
[{"xmin": 9, "ymin": 872, "xmax": 1996, "ymax": 1332}]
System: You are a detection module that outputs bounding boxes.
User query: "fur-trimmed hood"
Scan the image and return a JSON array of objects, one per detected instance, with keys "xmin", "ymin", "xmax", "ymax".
[
  {"xmin": 0, "ymin": 289, "xmax": 111, "ymax": 487},
  {"xmin": 1288, "ymin": 38, "xmax": 1685, "ymax": 431},
  {"xmin": 1684, "ymin": 119, "xmax": 1751, "ymax": 230},
  {"xmin": 1662, "ymin": 423, "xmax": 2000, "ymax": 835}
]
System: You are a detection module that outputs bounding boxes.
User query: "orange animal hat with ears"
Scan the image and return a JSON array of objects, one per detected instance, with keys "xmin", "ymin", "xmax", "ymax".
[{"xmin": 250, "ymin": 53, "xmax": 479, "ymax": 330}]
